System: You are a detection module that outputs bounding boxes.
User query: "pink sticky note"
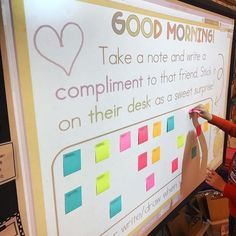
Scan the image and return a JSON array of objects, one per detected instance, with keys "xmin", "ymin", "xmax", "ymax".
[
  {"xmin": 138, "ymin": 152, "xmax": 147, "ymax": 171},
  {"xmin": 138, "ymin": 125, "xmax": 148, "ymax": 144},
  {"xmin": 146, "ymin": 173, "xmax": 155, "ymax": 191},
  {"xmin": 172, "ymin": 158, "xmax": 178, "ymax": 173},
  {"xmin": 120, "ymin": 131, "xmax": 131, "ymax": 152},
  {"xmin": 196, "ymin": 125, "xmax": 201, "ymax": 137}
]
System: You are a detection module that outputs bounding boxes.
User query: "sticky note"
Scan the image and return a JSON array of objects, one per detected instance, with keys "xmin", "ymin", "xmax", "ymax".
[
  {"xmin": 172, "ymin": 158, "xmax": 178, "ymax": 173},
  {"xmin": 138, "ymin": 125, "xmax": 148, "ymax": 144},
  {"xmin": 152, "ymin": 147, "xmax": 160, "ymax": 164},
  {"xmin": 138, "ymin": 152, "xmax": 147, "ymax": 171},
  {"xmin": 196, "ymin": 125, "xmax": 201, "ymax": 137},
  {"xmin": 192, "ymin": 146, "xmax": 197, "ymax": 159},
  {"xmin": 120, "ymin": 131, "xmax": 131, "ymax": 152},
  {"xmin": 63, "ymin": 149, "xmax": 81, "ymax": 177},
  {"xmin": 204, "ymin": 103, "xmax": 210, "ymax": 112},
  {"xmin": 167, "ymin": 116, "xmax": 174, "ymax": 132},
  {"xmin": 65, "ymin": 186, "xmax": 82, "ymax": 214},
  {"xmin": 153, "ymin": 121, "xmax": 161, "ymax": 138},
  {"xmin": 95, "ymin": 140, "xmax": 110, "ymax": 163},
  {"xmin": 177, "ymin": 135, "xmax": 184, "ymax": 148},
  {"xmin": 110, "ymin": 196, "xmax": 122, "ymax": 218},
  {"xmin": 203, "ymin": 121, "xmax": 208, "ymax": 132},
  {"xmin": 96, "ymin": 172, "xmax": 110, "ymax": 195},
  {"xmin": 146, "ymin": 173, "xmax": 155, "ymax": 191}
]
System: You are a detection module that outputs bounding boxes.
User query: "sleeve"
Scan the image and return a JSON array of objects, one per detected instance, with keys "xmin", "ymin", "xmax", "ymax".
[
  {"xmin": 209, "ymin": 115, "xmax": 236, "ymax": 137},
  {"xmin": 223, "ymin": 183, "xmax": 236, "ymax": 200}
]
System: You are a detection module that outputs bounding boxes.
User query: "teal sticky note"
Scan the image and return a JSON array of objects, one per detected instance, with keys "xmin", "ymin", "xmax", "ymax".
[
  {"xmin": 167, "ymin": 116, "xmax": 174, "ymax": 132},
  {"xmin": 63, "ymin": 149, "xmax": 81, "ymax": 176},
  {"xmin": 110, "ymin": 196, "xmax": 122, "ymax": 218},
  {"xmin": 65, "ymin": 186, "xmax": 82, "ymax": 214},
  {"xmin": 192, "ymin": 146, "xmax": 197, "ymax": 159}
]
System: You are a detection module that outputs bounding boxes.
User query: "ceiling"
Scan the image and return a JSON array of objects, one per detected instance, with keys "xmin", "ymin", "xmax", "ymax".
[{"xmin": 213, "ymin": 0, "xmax": 236, "ymax": 11}]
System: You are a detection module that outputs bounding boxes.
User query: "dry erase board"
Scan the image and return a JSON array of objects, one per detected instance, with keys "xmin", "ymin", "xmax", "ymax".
[{"xmin": 3, "ymin": 0, "xmax": 234, "ymax": 235}]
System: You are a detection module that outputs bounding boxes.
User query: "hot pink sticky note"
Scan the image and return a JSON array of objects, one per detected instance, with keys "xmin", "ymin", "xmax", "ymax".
[
  {"xmin": 172, "ymin": 158, "xmax": 178, "ymax": 173},
  {"xmin": 138, "ymin": 125, "xmax": 148, "ymax": 144},
  {"xmin": 146, "ymin": 173, "xmax": 155, "ymax": 191},
  {"xmin": 138, "ymin": 152, "xmax": 147, "ymax": 171},
  {"xmin": 196, "ymin": 125, "xmax": 201, "ymax": 137},
  {"xmin": 120, "ymin": 131, "xmax": 131, "ymax": 152}
]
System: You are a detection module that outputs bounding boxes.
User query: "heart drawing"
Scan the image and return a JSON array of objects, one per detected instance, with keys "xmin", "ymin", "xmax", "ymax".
[{"xmin": 34, "ymin": 22, "xmax": 84, "ymax": 76}]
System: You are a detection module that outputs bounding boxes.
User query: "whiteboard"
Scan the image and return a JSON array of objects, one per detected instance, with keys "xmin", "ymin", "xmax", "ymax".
[{"xmin": 2, "ymin": 0, "xmax": 234, "ymax": 235}]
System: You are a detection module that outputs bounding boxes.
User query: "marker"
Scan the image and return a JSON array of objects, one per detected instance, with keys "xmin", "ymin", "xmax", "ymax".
[{"xmin": 189, "ymin": 108, "xmax": 201, "ymax": 114}]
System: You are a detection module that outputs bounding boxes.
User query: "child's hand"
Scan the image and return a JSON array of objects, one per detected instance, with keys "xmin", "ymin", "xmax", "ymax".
[
  {"xmin": 206, "ymin": 168, "xmax": 226, "ymax": 192},
  {"xmin": 189, "ymin": 112, "xmax": 200, "ymax": 129},
  {"xmin": 193, "ymin": 104, "xmax": 212, "ymax": 121}
]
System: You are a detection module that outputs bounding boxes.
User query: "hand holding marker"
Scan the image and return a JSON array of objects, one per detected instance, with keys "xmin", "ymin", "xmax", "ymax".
[
  {"xmin": 189, "ymin": 105, "xmax": 220, "ymax": 187},
  {"xmin": 189, "ymin": 104, "xmax": 212, "ymax": 121},
  {"xmin": 189, "ymin": 108, "xmax": 201, "ymax": 116}
]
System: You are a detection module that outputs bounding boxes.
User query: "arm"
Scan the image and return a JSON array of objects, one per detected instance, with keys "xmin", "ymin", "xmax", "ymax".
[
  {"xmin": 206, "ymin": 168, "xmax": 226, "ymax": 192},
  {"xmin": 224, "ymin": 183, "xmax": 236, "ymax": 200},
  {"xmin": 209, "ymin": 115, "xmax": 236, "ymax": 137},
  {"xmin": 192, "ymin": 104, "xmax": 236, "ymax": 137},
  {"xmin": 224, "ymin": 155, "xmax": 236, "ymax": 199},
  {"xmin": 190, "ymin": 113, "xmax": 208, "ymax": 171},
  {"xmin": 206, "ymin": 170, "xmax": 236, "ymax": 201}
]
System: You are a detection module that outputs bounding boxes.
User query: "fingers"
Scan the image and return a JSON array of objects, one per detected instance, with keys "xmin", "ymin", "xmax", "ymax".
[
  {"xmin": 205, "ymin": 168, "xmax": 220, "ymax": 185},
  {"xmin": 195, "ymin": 104, "xmax": 205, "ymax": 110},
  {"xmin": 192, "ymin": 104, "xmax": 212, "ymax": 121},
  {"xmin": 206, "ymin": 168, "xmax": 217, "ymax": 176},
  {"xmin": 206, "ymin": 174, "xmax": 213, "ymax": 181},
  {"xmin": 207, "ymin": 167, "xmax": 215, "ymax": 173},
  {"xmin": 189, "ymin": 113, "xmax": 198, "ymax": 121},
  {"xmin": 189, "ymin": 112, "xmax": 200, "ymax": 129},
  {"xmin": 189, "ymin": 106, "xmax": 204, "ymax": 121},
  {"xmin": 206, "ymin": 168, "xmax": 216, "ymax": 183},
  {"xmin": 205, "ymin": 170, "xmax": 226, "ymax": 191}
]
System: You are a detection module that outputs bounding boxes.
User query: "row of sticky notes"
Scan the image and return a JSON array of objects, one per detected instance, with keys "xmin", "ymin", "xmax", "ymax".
[
  {"xmin": 95, "ymin": 169, "xmax": 158, "ymax": 195},
  {"xmin": 64, "ymin": 166, "xmax": 178, "ymax": 215},
  {"xmin": 64, "ymin": 185, "xmax": 122, "ymax": 218},
  {"xmin": 62, "ymin": 132, "xmax": 182, "ymax": 177},
  {"xmin": 62, "ymin": 115, "xmax": 175, "ymax": 175},
  {"xmin": 63, "ymin": 134, "xmax": 204, "ymax": 214},
  {"xmin": 138, "ymin": 147, "xmax": 161, "ymax": 171},
  {"xmin": 138, "ymin": 116, "xmax": 175, "ymax": 143},
  {"xmin": 95, "ymin": 116, "xmax": 172, "ymax": 160}
]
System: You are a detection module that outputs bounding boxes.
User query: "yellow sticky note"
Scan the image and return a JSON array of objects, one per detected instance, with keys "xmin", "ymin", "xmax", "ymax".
[
  {"xmin": 203, "ymin": 121, "xmax": 209, "ymax": 132},
  {"xmin": 95, "ymin": 140, "xmax": 110, "ymax": 163},
  {"xmin": 177, "ymin": 135, "xmax": 184, "ymax": 148},
  {"xmin": 204, "ymin": 103, "xmax": 210, "ymax": 112},
  {"xmin": 96, "ymin": 172, "xmax": 110, "ymax": 195},
  {"xmin": 153, "ymin": 121, "xmax": 161, "ymax": 138},
  {"xmin": 152, "ymin": 147, "xmax": 160, "ymax": 164}
]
